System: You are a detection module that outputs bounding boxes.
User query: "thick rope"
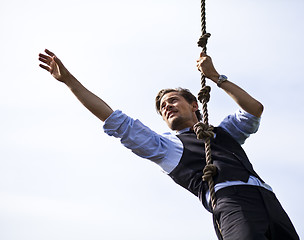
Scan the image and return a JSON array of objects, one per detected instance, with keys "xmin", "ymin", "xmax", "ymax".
[
  {"xmin": 194, "ymin": 1, "xmax": 223, "ymax": 238},
  {"xmin": 194, "ymin": 0, "xmax": 218, "ymax": 213}
]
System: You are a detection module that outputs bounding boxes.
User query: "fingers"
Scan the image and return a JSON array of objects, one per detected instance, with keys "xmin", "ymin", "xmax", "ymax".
[
  {"xmin": 38, "ymin": 53, "xmax": 50, "ymax": 60},
  {"xmin": 38, "ymin": 55, "xmax": 49, "ymax": 64},
  {"xmin": 38, "ymin": 49, "xmax": 59, "ymax": 70},
  {"xmin": 38, "ymin": 49, "xmax": 55, "ymax": 72},
  {"xmin": 39, "ymin": 63, "xmax": 50, "ymax": 72},
  {"xmin": 39, "ymin": 52, "xmax": 52, "ymax": 65},
  {"xmin": 38, "ymin": 53, "xmax": 51, "ymax": 73},
  {"xmin": 45, "ymin": 49, "xmax": 55, "ymax": 57},
  {"xmin": 38, "ymin": 49, "xmax": 56, "ymax": 64},
  {"xmin": 196, "ymin": 52, "xmax": 209, "ymax": 72},
  {"xmin": 200, "ymin": 51, "xmax": 207, "ymax": 58},
  {"xmin": 42, "ymin": 49, "xmax": 63, "ymax": 67},
  {"xmin": 197, "ymin": 51, "xmax": 208, "ymax": 63}
]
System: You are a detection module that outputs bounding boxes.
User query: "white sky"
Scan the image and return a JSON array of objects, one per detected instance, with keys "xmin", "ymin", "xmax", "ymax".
[{"xmin": 1, "ymin": 0, "xmax": 303, "ymax": 239}]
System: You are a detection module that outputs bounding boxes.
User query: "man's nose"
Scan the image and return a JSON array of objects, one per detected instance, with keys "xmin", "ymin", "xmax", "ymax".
[{"xmin": 165, "ymin": 103, "xmax": 173, "ymax": 110}]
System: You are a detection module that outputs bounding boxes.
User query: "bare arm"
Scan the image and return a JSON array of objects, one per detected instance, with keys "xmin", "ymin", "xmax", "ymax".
[
  {"xmin": 196, "ymin": 52, "xmax": 264, "ymax": 117},
  {"xmin": 39, "ymin": 49, "xmax": 113, "ymax": 121}
]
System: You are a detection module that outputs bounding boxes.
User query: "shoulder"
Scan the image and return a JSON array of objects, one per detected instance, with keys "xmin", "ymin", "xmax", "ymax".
[{"xmin": 218, "ymin": 109, "xmax": 261, "ymax": 145}]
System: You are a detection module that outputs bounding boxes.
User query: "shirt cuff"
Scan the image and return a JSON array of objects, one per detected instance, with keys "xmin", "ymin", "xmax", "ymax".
[{"xmin": 103, "ymin": 110, "xmax": 128, "ymax": 137}]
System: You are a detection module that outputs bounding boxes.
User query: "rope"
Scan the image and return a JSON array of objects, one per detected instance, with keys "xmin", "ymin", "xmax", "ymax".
[
  {"xmin": 194, "ymin": 0, "xmax": 218, "ymax": 211},
  {"xmin": 194, "ymin": 1, "xmax": 223, "ymax": 239}
]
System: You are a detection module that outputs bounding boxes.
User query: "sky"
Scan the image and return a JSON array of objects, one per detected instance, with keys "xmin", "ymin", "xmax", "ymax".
[{"xmin": 0, "ymin": 0, "xmax": 303, "ymax": 239}]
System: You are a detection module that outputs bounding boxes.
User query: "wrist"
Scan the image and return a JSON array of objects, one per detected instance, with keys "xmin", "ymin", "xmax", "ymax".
[
  {"xmin": 63, "ymin": 74, "xmax": 76, "ymax": 86},
  {"xmin": 217, "ymin": 75, "xmax": 228, "ymax": 87},
  {"xmin": 209, "ymin": 73, "xmax": 220, "ymax": 83}
]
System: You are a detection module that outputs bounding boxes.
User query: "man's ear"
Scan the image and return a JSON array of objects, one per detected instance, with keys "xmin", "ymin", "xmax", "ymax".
[{"xmin": 192, "ymin": 101, "xmax": 199, "ymax": 112}]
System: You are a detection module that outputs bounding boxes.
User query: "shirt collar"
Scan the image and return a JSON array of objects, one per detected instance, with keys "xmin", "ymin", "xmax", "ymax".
[{"xmin": 176, "ymin": 127, "xmax": 192, "ymax": 135}]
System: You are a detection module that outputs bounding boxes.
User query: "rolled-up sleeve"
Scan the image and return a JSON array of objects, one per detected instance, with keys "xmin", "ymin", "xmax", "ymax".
[
  {"xmin": 103, "ymin": 110, "xmax": 183, "ymax": 173},
  {"xmin": 219, "ymin": 109, "xmax": 261, "ymax": 145}
]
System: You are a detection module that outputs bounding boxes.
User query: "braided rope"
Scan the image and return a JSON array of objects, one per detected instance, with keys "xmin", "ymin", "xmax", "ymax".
[
  {"xmin": 193, "ymin": 2, "xmax": 223, "ymax": 238},
  {"xmin": 195, "ymin": 1, "xmax": 223, "ymax": 238},
  {"xmin": 194, "ymin": 0, "xmax": 218, "ymax": 211}
]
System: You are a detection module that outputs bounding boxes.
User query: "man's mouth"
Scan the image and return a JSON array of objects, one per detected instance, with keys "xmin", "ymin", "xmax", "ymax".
[{"xmin": 167, "ymin": 111, "xmax": 177, "ymax": 119}]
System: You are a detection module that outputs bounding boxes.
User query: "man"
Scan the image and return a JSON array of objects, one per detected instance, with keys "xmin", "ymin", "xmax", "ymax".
[{"xmin": 38, "ymin": 49, "xmax": 299, "ymax": 240}]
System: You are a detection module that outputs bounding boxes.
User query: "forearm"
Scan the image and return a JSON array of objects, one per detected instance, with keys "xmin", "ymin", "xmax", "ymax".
[
  {"xmin": 39, "ymin": 49, "xmax": 113, "ymax": 121},
  {"xmin": 64, "ymin": 75, "xmax": 113, "ymax": 121},
  {"xmin": 209, "ymin": 75, "xmax": 264, "ymax": 117},
  {"xmin": 197, "ymin": 53, "xmax": 264, "ymax": 118}
]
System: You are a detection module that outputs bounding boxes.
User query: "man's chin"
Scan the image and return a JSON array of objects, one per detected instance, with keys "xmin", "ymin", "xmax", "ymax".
[{"xmin": 168, "ymin": 117, "xmax": 183, "ymax": 131}]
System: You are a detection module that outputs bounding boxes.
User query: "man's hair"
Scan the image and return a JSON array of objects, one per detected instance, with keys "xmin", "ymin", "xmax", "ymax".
[{"xmin": 155, "ymin": 87, "xmax": 202, "ymax": 121}]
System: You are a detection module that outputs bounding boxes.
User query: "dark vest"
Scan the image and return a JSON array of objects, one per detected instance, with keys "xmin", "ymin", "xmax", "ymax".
[{"xmin": 168, "ymin": 127, "xmax": 263, "ymax": 210}]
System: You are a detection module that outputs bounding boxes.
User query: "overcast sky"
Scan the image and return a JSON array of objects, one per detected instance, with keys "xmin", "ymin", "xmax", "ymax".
[{"xmin": 0, "ymin": 0, "xmax": 303, "ymax": 239}]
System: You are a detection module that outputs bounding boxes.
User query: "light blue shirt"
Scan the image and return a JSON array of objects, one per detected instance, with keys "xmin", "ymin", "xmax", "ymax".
[
  {"xmin": 104, "ymin": 109, "xmax": 259, "ymax": 171},
  {"xmin": 103, "ymin": 109, "xmax": 272, "ymax": 199}
]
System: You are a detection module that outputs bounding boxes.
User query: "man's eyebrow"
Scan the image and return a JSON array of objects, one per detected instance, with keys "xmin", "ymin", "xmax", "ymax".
[
  {"xmin": 167, "ymin": 95, "xmax": 179, "ymax": 101},
  {"xmin": 160, "ymin": 94, "xmax": 180, "ymax": 107}
]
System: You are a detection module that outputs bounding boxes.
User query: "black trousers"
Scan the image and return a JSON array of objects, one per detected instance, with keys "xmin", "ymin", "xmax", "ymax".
[{"xmin": 212, "ymin": 185, "xmax": 299, "ymax": 240}]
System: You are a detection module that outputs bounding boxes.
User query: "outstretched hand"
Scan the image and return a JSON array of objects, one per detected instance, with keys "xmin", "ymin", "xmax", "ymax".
[
  {"xmin": 196, "ymin": 52, "xmax": 219, "ymax": 82},
  {"xmin": 39, "ymin": 49, "xmax": 71, "ymax": 83}
]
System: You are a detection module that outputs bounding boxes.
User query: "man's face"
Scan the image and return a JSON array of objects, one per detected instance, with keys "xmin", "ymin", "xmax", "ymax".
[{"xmin": 159, "ymin": 91, "xmax": 198, "ymax": 131}]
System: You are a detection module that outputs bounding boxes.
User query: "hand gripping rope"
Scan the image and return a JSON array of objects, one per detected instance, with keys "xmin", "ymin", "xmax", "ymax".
[{"xmin": 193, "ymin": 0, "xmax": 223, "ymax": 238}]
